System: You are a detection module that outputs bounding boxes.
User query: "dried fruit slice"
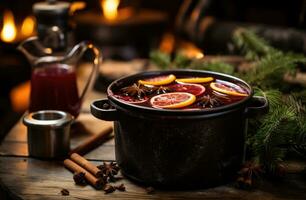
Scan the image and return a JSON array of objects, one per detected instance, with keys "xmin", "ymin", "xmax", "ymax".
[
  {"xmin": 150, "ymin": 92, "xmax": 196, "ymax": 109},
  {"xmin": 176, "ymin": 77, "xmax": 214, "ymax": 83},
  {"xmin": 210, "ymin": 81, "xmax": 248, "ymax": 97},
  {"xmin": 113, "ymin": 95, "xmax": 148, "ymax": 104},
  {"xmin": 138, "ymin": 74, "xmax": 176, "ymax": 86},
  {"xmin": 169, "ymin": 83, "xmax": 205, "ymax": 96}
]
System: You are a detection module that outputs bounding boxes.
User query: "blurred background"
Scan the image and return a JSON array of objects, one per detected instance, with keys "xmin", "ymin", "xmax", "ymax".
[{"xmin": 1, "ymin": 0, "xmax": 306, "ymax": 138}]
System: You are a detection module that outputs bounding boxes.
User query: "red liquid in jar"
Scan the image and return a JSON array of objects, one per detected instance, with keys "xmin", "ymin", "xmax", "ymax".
[{"xmin": 30, "ymin": 64, "xmax": 80, "ymax": 117}]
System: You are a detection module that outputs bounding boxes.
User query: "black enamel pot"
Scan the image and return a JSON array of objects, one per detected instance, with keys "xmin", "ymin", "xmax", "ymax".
[{"xmin": 91, "ymin": 69, "xmax": 268, "ymax": 189}]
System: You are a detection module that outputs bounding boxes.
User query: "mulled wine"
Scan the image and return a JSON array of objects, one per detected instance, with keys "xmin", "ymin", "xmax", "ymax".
[
  {"xmin": 112, "ymin": 74, "xmax": 249, "ymax": 110},
  {"xmin": 30, "ymin": 64, "xmax": 81, "ymax": 117}
]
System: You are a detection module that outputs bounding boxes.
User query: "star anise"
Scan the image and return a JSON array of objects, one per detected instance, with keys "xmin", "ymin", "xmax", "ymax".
[
  {"xmin": 196, "ymin": 94, "xmax": 222, "ymax": 108},
  {"xmin": 156, "ymin": 86, "xmax": 172, "ymax": 94},
  {"xmin": 60, "ymin": 188, "xmax": 70, "ymax": 196},
  {"xmin": 121, "ymin": 83, "xmax": 147, "ymax": 99},
  {"xmin": 97, "ymin": 162, "xmax": 120, "ymax": 181},
  {"xmin": 73, "ymin": 172, "xmax": 87, "ymax": 185},
  {"xmin": 236, "ymin": 161, "xmax": 263, "ymax": 189},
  {"xmin": 103, "ymin": 184, "xmax": 116, "ymax": 194},
  {"xmin": 115, "ymin": 183, "xmax": 126, "ymax": 191}
]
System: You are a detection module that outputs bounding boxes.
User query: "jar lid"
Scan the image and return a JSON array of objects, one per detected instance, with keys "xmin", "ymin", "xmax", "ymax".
[{"xmin": 33, "ymin": 0, "xmax": 70, "ymax": 15}]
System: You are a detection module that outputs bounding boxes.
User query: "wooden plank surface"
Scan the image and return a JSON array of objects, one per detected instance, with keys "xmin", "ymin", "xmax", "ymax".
[
  {"xmin": 1, "ymin": 114, "xmax": 306, "ymax": 200},
  {"xmin": 0, "ymin": 157, "xmax": 306, "ymax": 200}
]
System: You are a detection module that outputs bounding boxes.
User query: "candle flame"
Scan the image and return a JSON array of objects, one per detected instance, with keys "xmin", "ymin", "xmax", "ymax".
[
  {"xmin": 101, "ymin": 0, "xmax": 120, "ymax": 20},
  {"xmin": 1, "ymin": 10, "xmax": 17, "ymax": 43},
  {"xmin": 21, "ymin": 16, "xmax": 35, "ymax": 38}
]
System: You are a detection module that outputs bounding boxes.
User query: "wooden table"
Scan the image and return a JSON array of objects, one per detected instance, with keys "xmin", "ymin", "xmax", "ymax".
[
  {"xmin": 1, "ymin": 61, "xmax": 306, "ymax": 200},
  {"xmin": 1, "ymin": 101, "xmax": 306, "ymax": 199}
]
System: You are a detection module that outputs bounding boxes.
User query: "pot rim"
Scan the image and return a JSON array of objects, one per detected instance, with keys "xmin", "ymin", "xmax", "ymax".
[{"xmin": 107, "ymin": 69, "xmax": 253, "ymax": 115}]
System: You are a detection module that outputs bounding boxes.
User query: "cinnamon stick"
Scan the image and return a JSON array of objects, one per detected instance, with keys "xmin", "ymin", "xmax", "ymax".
[
  {"xmin": 70, "ymin": 153, "xmax": 103, "ymax": 177},
  {"xmin": 69, "ymin": 124, "xmax": 113, "ymax": 155},
  {"xmin": 63, "ymin": 159, "xmax": 103, "ymax": 189}
]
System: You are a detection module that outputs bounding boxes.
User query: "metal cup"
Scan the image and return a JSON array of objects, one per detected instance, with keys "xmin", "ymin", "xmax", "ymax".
[{"xmin": 23, "ymin": 110, "xmax": 74, "ymax": 158}]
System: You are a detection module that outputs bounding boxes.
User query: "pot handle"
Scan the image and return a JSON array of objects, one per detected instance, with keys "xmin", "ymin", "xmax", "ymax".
[
  {"xmin": 245, "ymin": 96, "xmax": 269, "ymax": 118},
  {"xmin": 90, "ymin": 99, "xmax": 119, "ymax": 121}
]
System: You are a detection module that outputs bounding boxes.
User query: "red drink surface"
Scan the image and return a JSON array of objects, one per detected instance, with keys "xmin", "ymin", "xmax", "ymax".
[
  {"xmin": 113, "ymin": 75, "xmax": 250, "ymax": 110},
  {"xmin": 30, "ymin": 64, "xmax": 80, "ymax": 117}
]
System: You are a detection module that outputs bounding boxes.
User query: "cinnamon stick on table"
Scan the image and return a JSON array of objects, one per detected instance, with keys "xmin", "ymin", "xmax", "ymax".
[
  {"xmin": 64, "ymin": 159, "xmax": 103, "ymax": 189},
  {"xmin": 69, "ymin": 124, "xmax": 113, "ymax": 156},
  {"xmin": 70, "ymin": 153, "xmax": 103, "ymax": 177}
]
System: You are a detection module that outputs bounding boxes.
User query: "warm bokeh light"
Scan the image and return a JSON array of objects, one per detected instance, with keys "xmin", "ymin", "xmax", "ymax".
[
  {"xmin": 70, "ymin": 1, "xmax": 86, "ymax": 15},
  {"xmin": 10, "ymin": 81, "xmax": 30, "ymax": 113},
  {"xmin": 101, "ymin": 0, "xmax": 120, "ymax": 20},
  {"xmin": 159, "ymin": 33, "xmax": 175, "ymax": 54},
  {"xmin": 178, "ymin": 41, "xmax": 204, "ymax": 59},
  {"xmin": 21, "ymin": 16, "xmax": 35, "ymax": 38},
  {"xmin": 1, "ymin": 10, "xmax": 17, "ymax": 43}
]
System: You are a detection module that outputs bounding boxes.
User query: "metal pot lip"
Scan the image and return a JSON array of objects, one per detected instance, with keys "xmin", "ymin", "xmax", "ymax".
[
  {"xmin": 23, "ymin": 110, "xmax": 74, "ymax": 128},
  {"xmin": 107, "ymin": 69, "xmax": 253, "ymax": 115}
]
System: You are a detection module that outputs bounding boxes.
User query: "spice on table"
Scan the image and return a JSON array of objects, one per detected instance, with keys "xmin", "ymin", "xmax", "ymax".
[
  {"xmin": 104, "ymin": 184, "xmax": 116, "ymax": 194},
  {"xmin": 64, "ymin": 159, "xmax": 104, "ymax": 189},
  {"xmin": 70, "ymin": 153, "xmax": 103, "ymax": 177},
  {"xmin": 61, "ymin": 188, "xmax": 70, "ymax": 196},
  {"xmin": 236, "ymin": 161, "xmax": 263, "ymax": 189},
  {"xmin": 73, "ymin": 172, "xmax": 87, "ymax": 185},
  {"xmin": 115, "ymin": 183, "xmax": 126, "ymax": 191},
  {"xmin": 97, "ymin": 161, "xmax": 120, "ymax": 181}
]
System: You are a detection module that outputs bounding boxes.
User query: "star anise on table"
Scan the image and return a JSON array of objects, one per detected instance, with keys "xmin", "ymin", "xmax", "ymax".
[
  {"xmin": 236, "ymin": 161, "xmax": 264, "ymax": 189},
  {"xmin": 60, "ymin": 188, "xmax": 70, "ymax": 196},
  {"xmin": 103, "ymin": 184, "xmax": 116, "ymax": 194},
  {"xmin": 73, "ymin": 172, "xmax": 87, "ymax": 185},
  {"xmin": 97, "ymin": 162, "xmax": 120, "ymax": 181},
  {"xmin": 115, "ymin": 183, "xmax": 126, "ymax": 191}
]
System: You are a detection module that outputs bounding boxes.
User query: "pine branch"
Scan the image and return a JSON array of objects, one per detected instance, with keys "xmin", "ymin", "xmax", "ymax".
[
  {"xmin": 149, "ymin": 50, "xmax": 235, "ymax": 75},
  {"xmin": 149, "ymin": 50, "xmax": 171, "ymax": 69},
  {"xmin": 247, "ymin": 90, "xmax": 305, "ymax": 171},
  {"xmin": 173, "ymin": 53, "xmax": 192, "ymax": 69},
  {"xmin": 232, "ymin": 28, "xmax": 277, "ymax": 60},
  {"xmin": 242, "ymin": 52, "xmax": 306, "ymax": 89}
]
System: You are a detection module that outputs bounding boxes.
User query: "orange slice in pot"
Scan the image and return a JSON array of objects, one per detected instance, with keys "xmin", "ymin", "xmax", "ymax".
[
  {"xmin": 176, "ymin": 77, "xmax": 214, "ymax": 83},
  {"xmin": 210, "ymin": 81, "xmax": 248, "ymax": 97},
  {"xmin": 138, "ymin": 74, "xmax": 176, "ymax": 86},
  {"xmin": 150, "ymin": 92, "xmax": 196, "ymax": 109},
  {"xmin": 169, "ymin": 83, "xmax": 205, "ymax": 96}
]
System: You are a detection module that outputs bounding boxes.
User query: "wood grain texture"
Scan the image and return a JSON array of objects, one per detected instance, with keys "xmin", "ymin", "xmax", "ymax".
[{"xmin": 0, "ymin": 157, "xmax": 306, "ymax": 200}]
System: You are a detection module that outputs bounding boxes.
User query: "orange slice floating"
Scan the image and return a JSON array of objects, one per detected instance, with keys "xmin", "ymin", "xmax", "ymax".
[
  {"xmin": 176, "ymin": 77, "xmax": 214, "ymax": 84},
  {"xmin": 210, "ymin": 81, "xmax": 248, "ymax": 97},
  {"xmin": 169, "ymin": 83, "xmax": 205, "ymax": 96},
  {"xmin": 150, "ymin": 92, "xmax": 196, "ymax": 109},
  {"xmin": 138, "ymin": 74, "xmax": 176, "ymax": 86}
]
